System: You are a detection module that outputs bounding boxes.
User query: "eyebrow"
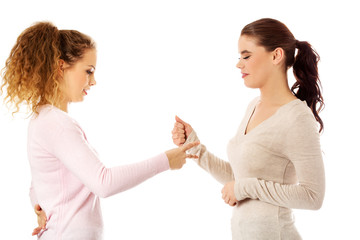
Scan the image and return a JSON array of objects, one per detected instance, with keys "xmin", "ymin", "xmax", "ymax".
[{"xmin": 240, "ymin": 50, "xmax": 252, "ymax": 54}]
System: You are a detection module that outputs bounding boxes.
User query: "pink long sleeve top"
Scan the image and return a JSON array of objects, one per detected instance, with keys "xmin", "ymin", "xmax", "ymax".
[{"xmin": 28, "ymin": 105, "xmax": 170, "ymax": 239}]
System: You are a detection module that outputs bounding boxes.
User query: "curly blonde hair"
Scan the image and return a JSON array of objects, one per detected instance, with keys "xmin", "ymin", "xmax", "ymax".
[{"xmin": 1, "ymin": 22, "xmax": 95, "ymax": 115}]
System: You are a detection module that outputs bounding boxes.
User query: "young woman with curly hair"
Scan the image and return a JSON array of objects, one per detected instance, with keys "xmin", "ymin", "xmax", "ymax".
[
  {"xmin": 172, "ymin": 18, "xmax": 325, "ymax": 239},
  {"xmin": 1, "ymin": 22, "xmax": 199, "ymax": 239}
]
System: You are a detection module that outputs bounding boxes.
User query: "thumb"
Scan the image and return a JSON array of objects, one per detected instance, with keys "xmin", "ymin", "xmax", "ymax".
[
  {"xmin": 34, "ymin": 204, "xmax": 41, "ymax": 211},
  {"xmin": 182, "ymin": 141, "xmax": 200, "ymax": 151},
  {"xmin": 175, "ymin": 115, "xmax": 189, "ymax": 127}
]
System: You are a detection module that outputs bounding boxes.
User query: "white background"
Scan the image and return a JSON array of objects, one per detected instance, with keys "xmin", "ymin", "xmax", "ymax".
[{"xmin": 0, "ymin": 0, "xmax": 359, "ymax": 239}]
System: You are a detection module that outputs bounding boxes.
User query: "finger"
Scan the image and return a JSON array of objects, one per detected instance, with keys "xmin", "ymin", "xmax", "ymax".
[
  {"xmin": 34, "ymin": 204, "xmax": 41, "ymax": 211},
  {"xmin": 172, "ymin": 128, "xmax": 185, "ymax": 134},
  {"xmin": 174, "ymin": 122, "xmax": 185, "ymax": 129},
  {"xmin": 172, "ymin": 136, "xmax": 185, "ymax": 144},
  {"xmin": 32, "ymin": 227, "xmax": 41, "ymax": 236},
  {"xmin": 185, "ymin": 154, "xmax": 198, "ymax": 159},
  {"xmin": 174, "ymin": 139, "xmax": 185, "ymax": 147},
  {"xmin": 175, "ymin": 115, "xmax": 188, "ymax": 126},
  {"xmin": 229, "ymin": 201, "xmax": 237, "ymax": 206},
  {"xmin": 172, "ymin": 133, "xmax": 185, "ymax": 139},
  {"xmin": 182, "ymin": 141, "xmax": 200, "ymax": 151}
]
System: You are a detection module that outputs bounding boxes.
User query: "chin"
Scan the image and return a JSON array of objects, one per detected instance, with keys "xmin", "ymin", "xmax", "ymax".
[
  {"xmin": 243, "ymin": 81, "xmax": 258, "ymax": 89},
  {"xmin": 72, "ymin": 97, "xmax": 84, "ymax": 103}
]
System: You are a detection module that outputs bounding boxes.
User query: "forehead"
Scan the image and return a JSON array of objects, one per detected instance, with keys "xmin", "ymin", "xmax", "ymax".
[
  {"xmin": 238, "ymin": 35, "xmax": 261, "ymax": 52},
  {"xmin": 78, "ymin": 48, "xmax": 97, "ymax": 65}
]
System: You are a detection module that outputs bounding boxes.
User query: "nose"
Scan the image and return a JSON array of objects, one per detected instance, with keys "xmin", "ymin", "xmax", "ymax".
[
  {"xmin": 236, "ymin": 59, "xmax": 244, "ymax": 69},
  {"xmin": 89, "ymin": 76, "xmax": 96, "ymax": 86}
]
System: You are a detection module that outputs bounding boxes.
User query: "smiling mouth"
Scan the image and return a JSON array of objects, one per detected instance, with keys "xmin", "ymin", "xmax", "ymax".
[
  {"xmin": 83, "ymin": 89, "xmax": 88, "ymax": 95},
  {"xmin": 242, "ymin": 73, "xmax": 249, "ymax": 78}
]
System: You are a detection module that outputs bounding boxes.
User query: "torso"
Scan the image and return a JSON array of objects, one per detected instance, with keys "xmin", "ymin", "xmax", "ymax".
[{"xmin": 245, "ymin": 96, "xmax": 298, "ymax": 135}]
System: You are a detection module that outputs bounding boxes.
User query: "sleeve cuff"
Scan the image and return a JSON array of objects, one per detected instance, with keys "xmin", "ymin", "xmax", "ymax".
[
  {"xmin": 184, "ymin": 131, "xmax": 201, "ymax": 156},
  {"xmin": 234, "ymin": 178, "xmax": 259, "ymax": 201}
]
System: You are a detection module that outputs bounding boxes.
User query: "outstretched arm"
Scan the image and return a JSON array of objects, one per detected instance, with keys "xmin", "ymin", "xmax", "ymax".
[{"xmin": 36, "ymin": 115, "xmax": 199, "ymax": 198}]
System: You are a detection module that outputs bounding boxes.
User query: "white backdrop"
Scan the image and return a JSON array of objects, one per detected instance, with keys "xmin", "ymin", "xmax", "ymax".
[{"xmin": 0, "ymin": 0, "xmax": 359, "ymax": 239}]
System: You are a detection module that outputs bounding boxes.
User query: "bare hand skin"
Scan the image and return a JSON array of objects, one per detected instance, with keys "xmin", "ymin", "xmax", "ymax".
[
  {"xmin": 172, "ymin": 116, "xmax": 193, "ymax": 146},
  {"xmin": 166, "ymin": 141, "xmax": 199, "ymax": 169},
  {"xmin": 221, "ymin": 181, "xmax": 237, "ymax": 207},
  {"xmin": 32, "ymin": 204, "xmax": 47, "ymax": 236}
]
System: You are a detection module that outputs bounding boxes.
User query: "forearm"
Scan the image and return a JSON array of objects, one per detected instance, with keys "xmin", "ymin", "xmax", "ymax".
[
  {"xmin": 235, "ymin": 177, "xmax": 325, "ymax": 210},
  {"xmin": 91, "ymin": 153, "xmax": 170, "ymax": 198},
  {"xmin": 185, "ymin": 131, "xmax": 234, "ymax": 184},
  {"xmin": 52, "ymin": 126, "xmax": 170, "ymax": 198}
]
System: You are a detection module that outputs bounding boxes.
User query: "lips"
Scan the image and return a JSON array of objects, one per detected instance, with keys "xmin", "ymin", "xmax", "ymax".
[
  {"xmin": 83, "ymin": 89, "xmax": 88, "ymax": 95},
  {"xmin": 242, "ymin": 73, "xmax": 249, "ymax": 78}
]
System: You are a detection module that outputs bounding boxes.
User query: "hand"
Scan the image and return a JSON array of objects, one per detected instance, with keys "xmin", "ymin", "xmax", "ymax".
[
  {"xmin": 172, "ymin": 116, "xmax": 193, "ymax": 146},
  {"xmin": 32, "ymin": 204, "xmax": 47, "ymax": 236},
  {"xmin": 166, "ymin": 141, "xmax": 200, "ymax": 169},
  {"xmin": 221, "ymin": 181, "xmax": 237, "ymax": 207}
]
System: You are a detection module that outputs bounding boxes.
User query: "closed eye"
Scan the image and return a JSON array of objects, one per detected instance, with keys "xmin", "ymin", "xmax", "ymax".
[
  {"xmin": 86, "ymin": 69, "xmax": 94, "ymax": 75},
  {"xmin": 238, "ymin": 55, "xmax": 251, "ymax": 60}
]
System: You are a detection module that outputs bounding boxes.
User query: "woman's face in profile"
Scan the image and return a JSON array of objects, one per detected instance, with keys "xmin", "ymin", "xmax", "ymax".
[
  {"xmin": 236, "ymin": 35, "xmax": 274, "ymax": 89},
  {"xmin": 61, "ymin": 49, "xmax": 97, "ymax": 103}
]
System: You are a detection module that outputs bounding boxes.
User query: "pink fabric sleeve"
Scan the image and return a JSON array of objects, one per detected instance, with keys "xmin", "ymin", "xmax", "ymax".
[
  {"xmin": 40, "ymin": 116, "xmax": 170, "ymax": 198},
  {"xmin": 29, "ymin": 181, "xmax": 38, "ymax": 207}
]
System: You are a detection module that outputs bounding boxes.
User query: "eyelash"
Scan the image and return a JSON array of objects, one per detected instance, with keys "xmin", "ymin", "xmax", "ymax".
[
  {"xmin": 86, "ymin": 70, "xmax": 94, "ymax": 75},
  {"xmin": 238, "ymin": 56, "xmax": 251, "ymax": 60}
]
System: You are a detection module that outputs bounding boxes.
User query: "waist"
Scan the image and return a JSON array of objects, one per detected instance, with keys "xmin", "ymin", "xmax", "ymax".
[
  {"xmin": 231, "ymin": 199, "xmax": 300, "ymax": 239},
  {"xmin": 232, "ymin": 199, "xmax": 294, "ymax": 222},
  {"xmin": 40, "ymin": 195, "xmax": 103, "ymax": 239}
]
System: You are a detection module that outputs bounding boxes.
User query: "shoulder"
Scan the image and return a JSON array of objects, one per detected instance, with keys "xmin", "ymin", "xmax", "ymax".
[
  {"xmin": 281, "ymin": 99, "xmax": 319, "ymax": 134},
  {"xmin": 30, "ymin": 105, "xmax": 82, "ymax": 136},
  {"xmin": 285, "ymin": 99, "xmax": 315, "ymax": 120}
]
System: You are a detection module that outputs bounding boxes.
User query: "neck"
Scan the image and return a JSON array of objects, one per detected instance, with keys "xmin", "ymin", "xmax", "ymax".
[
  {"xmin": 259, "ymin": 71, "xmax": 296, "ymax": 106},
  {"xmin": 59, "ymin": 100, "xmax": 69, "ymax": 112}
]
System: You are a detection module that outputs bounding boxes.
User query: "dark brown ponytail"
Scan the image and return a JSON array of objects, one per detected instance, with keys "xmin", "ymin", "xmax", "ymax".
[
  {"xmin": 241, "ymin": 18, "xmax": 324, "ymax": 132},
  {"xmin": 292, "ymin": 40, "xmax": 324, "ymax": 132}
]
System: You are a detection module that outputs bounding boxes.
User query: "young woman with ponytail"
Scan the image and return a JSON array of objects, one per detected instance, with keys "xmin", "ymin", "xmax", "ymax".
[
  {"xmin": 172, "ymin": 18, "xmax": 325, "ymax": 239},
  {"xmin": 1, "ymin": 22, "xmax": 199, "ymax": 239}
]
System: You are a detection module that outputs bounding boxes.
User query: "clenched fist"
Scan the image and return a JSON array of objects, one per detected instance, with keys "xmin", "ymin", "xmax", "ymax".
[{"xmin": 172, "ymin": 116, "xmax": 193, "ymax": 146}]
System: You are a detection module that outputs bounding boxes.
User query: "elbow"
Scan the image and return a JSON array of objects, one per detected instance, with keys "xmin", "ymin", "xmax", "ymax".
[
  {"xmin": 305, "ymin": 190, "xmax": 325, "ymax": 210},
  {"xmin": 308, "ymin": 199, "xmax": 323, "ymax": 210},
  {"xmin": 91, "ymin": 167, "xmax": 116, "ymax": 198},
  {"xmin": 95, "ymin": 188, "xmax": 112, "ymax": 198},
  {"xmin": 92, "ymin": 185, "xmax": 116, "ymax": 198}
]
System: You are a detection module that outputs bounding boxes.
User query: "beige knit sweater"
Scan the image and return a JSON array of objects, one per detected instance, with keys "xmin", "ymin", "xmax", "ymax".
[{"xmin": 186, "ymin": 97, "xmax": 325, "ymax": 240}]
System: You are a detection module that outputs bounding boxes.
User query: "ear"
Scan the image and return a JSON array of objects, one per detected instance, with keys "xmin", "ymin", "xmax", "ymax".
[
  {"xmin": 272, "ymin": 47, "xmax": 284, "ymax": 65},
  {"xmin": 58, "ymin": 60, "xmax": 70, "ymax": 77}
]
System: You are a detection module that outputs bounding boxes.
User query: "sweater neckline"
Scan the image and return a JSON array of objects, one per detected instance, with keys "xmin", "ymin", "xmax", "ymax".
[{"xmin": 243, "ymin": 98, "xmax": 302, "ymax": 136}]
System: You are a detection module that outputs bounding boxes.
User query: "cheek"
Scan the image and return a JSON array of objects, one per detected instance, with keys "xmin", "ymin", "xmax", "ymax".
[
  {"xmin": 244, "ymin": 60, "xmax": 269, "ymax": 88},
  {"xmin": 73, "ymin": 74, "xmax": 88, "ymax": 89},
  {"xmin": 67, "ymin": 74, "xmax": 88, "ymax": 97},
  {"xmin": 253, "ymin": 59, "xmax": 271, "ymax": 78}
]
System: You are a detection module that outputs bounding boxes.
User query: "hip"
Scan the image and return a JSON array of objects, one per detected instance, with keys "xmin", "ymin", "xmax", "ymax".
[{"xmin": 231, "ymin": 199, "xmax": 301, "ymax": 240}]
